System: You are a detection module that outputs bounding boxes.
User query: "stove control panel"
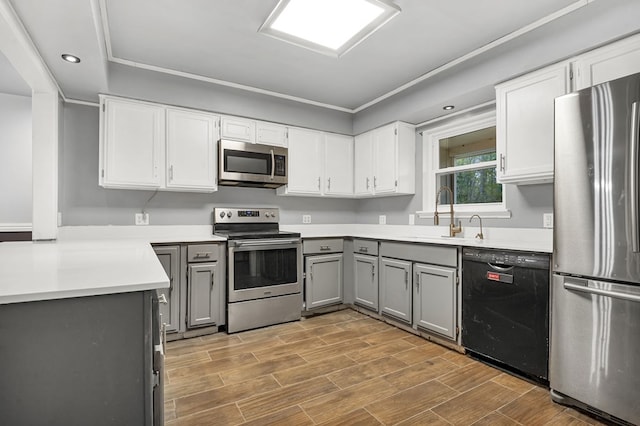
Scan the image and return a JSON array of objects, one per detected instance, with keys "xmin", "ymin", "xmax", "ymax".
[{"xmin": 214, "ymin": 207, "xmax": 279, "ymax": 224}]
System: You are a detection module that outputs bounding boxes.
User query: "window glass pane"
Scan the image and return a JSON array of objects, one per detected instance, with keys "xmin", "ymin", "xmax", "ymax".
[
  {"xmin": 438, "ymin": 127, "xmax": 496, "ymax": 169},
  {"xmin": 438, "ymin": 167, "xmax": 502, "ymax": 204}
]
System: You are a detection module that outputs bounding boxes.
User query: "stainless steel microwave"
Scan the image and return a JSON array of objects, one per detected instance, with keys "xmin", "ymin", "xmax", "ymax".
[{"xmin": 218, "ymin": 140, "xmax": 287, "ymax": 188}]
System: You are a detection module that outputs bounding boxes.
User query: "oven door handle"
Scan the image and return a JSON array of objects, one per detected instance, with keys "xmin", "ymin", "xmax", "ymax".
[{"xmin": 230, "ymin": 238, "xmax": 300, "ymax": 248}]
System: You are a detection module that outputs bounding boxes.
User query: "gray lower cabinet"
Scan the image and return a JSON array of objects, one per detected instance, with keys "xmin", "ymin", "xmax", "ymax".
[
  {"xmin": 305, "ymin": 253, "xmax": 343, "ymax": 309},
  {"xmin": 413, "ymin": 263, "xmax": 457, "ymax": 339},
  {"xmin": 154, "ymin": 245, "xmax": 180, "ymax": 332},
  {"xmin": 353, "ymin": 253, "xmax": 378, "ymax": 311},
  {"xmin": 0, "ymin": 291, "xmax": 160, "ymax": 426},
  {"xmin": 379, "ymin": 257, "xmax": 412, "ymax": 323},
  {"xmin": 188, "ymin": 262, "xmax": 219, "ymax": 327}
]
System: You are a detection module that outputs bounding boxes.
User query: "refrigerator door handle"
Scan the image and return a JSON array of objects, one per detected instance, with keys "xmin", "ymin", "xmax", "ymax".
[
  {"xmin": 564, "ymin": 279, "xmax": 640, "ymax": 303},
  {"xmin": 631, "ymin": 101, "xmax": 640, "ymax": 253}
]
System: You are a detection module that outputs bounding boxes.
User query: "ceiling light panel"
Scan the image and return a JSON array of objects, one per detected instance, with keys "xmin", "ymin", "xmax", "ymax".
[{"xmin": 260, "ymin": 0, "xmax": 400, "ymax": 57}]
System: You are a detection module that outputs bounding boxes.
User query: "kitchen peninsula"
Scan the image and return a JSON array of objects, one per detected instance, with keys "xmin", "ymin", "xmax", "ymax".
[{"xmin": 0, "ymin": 240, "xmax": 169, "ymax": 426}]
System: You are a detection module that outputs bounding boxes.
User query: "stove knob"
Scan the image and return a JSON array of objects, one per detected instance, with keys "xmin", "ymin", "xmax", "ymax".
[
  {"xmin": 265, "ymin": 212, "xmax": 271, "ymax": 218},
  {"xmin": 227, "ymin": 211, "xmax": 233, "ymax": 218},
  {"xmin": 219, "ymin": 211, "xmax": 225, "ymax": 218}
]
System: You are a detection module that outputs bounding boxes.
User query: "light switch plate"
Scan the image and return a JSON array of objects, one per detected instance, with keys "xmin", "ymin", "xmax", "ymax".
[
  {"xmin": 379, "ymin": 215, "xmax": 386, "ymax": 225},
  {"xmin": 543, "ymin": 213, "xmax": 553, "ymax": 228},
  {"xmin": 135, "ymin": 213, "xmax": 149, "ymax": 226},
  {"xmin": 302, "ymin": 214, "xmax": 311, "ymax": 224}
]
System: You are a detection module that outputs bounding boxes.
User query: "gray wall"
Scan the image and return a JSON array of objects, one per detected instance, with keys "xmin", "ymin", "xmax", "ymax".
[
  {"xmin": 107, "ymin": 63, "xmax": 353, "ymax": 135},
  {"xmin": 0, "ymin": 93, "xmax": 32, "ymax": 224},
  {"xmin": 61, "ymin": 102, "xmax": 550, "ymax": 228},
  {"xmin": 60, "ymin": 103, "xmax": 357, "ymax": 226},
  {"xmin": 61, "ymin": 2, "xmax": 640, "ymax": 230},
  {"xmin": 353, "ymin": 0, "xmax": 640, "ymax": 133},
  {"xmin": 355, "ymin": 126, "xmax": 553, "ymax": 228}
]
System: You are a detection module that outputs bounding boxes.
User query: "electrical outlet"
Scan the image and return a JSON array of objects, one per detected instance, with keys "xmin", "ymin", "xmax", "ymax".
[
  {"xmin": 408, "ymin": 214, "xmax": 415, "ymax": 225},
  {"xmin": 135, "ymin": 213, "xmax": 149, "ymax": 226},
  {"xmin": 302, "ymin": 214, "xmax": 311, "ymax": 224},
  {"xmin": 543, "ymin": 213, "xmax": 554, "ymax": 228},
  {"xmin": 379, "ymin": 215, "xmax": 386, "ymax": 225}
]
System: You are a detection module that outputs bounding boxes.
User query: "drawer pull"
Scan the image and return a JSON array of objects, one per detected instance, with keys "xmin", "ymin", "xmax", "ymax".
[
  {"xmin": 195, "ymin": 253, "xmax": 211, "ymax": 258},
  {"xmin": 320, "ymin": 246, "xmax": 331, "ymax": 251},
  {"xmin": 359, "ymin": 247, "xmax": 368, "ymax": 253}
]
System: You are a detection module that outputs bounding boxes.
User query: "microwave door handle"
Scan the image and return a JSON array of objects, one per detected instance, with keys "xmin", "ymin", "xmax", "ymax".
[
  {"xmin": 631, "ymin": 101, "xmax": 639, "ymax": 253},
  {"xmin": 270, "ymin": 149, "xmax": 275, "ymax": 180}
]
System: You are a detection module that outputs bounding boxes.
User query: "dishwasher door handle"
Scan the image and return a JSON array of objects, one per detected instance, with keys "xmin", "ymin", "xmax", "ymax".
[
  {"xmin": 486, "ymin": 263, "xmax": 514, "ymax": 273},
  {"xmin": 564, "ymin": 280, "xmax": 640, "ymax": 303}
]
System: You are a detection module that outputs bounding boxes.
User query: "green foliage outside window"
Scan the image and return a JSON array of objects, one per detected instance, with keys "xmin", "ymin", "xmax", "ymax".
[{"xmin": 445, "ymin": 152, "xmax": 502, "ymax": 204}]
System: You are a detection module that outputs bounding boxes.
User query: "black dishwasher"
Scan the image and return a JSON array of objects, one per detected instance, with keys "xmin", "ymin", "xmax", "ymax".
[{"xmin": 462, "ymin": 247, "xmax": 550, "ymax": 382}]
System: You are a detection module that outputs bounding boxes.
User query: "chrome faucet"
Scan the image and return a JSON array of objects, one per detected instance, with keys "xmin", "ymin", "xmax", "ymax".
[
  {"xmin": 434, "ymin": 186, "xmax": 462, "ymax": 237},
  {"xmin": 469, "ymin": 214, "xmax": 484, "ymax": 239}
]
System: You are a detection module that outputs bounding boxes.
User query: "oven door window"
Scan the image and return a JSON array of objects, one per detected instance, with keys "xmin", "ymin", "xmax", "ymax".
[
  {"xmin": 224, "ymin": 149, "xmax": 271, "ymax": 176},
  {"xmin": 233, "ymin": 247, "xmax": 297, "ymax": 290}
]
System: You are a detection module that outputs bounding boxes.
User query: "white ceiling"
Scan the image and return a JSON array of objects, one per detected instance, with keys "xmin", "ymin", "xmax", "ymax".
[{"xmin": 2, "ymin": 0, "xmax": 593, "ymax": 111}]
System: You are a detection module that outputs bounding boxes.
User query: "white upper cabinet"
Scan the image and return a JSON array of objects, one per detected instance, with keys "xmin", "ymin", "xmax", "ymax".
[
  {"xmin": 100, "ymin": 96, "xmax": 165, "ymax": 189},
  {"xmin": 282, "ymin": 127, "xmax": 324, "ymax": 195},
  {"xmin": 278, "ymin": 128, "xmax": 354, "ymax": 197},
  {"xmin": 354, "ymin": 132, "xmax": 374, "ymax": 196},
  {"xmin": 354, "ymin": 121, "xmax": 415, "ymax": 197},
  {"xmin": 166, "ymin": 108, "xmax": 219, "ymax": 192},
  {"xmin": 256, "ymin": 121, "xmax": 288, "ymax": 147},
  {"xmin": 573, "ymin": 33, "xmax": 640, "ymax": 90},
  {"xmin": 100, "ymin": 95, "xmax": 220, "ymax": 193},
  {"xmin": 221, "ymin": 116, "xmax": 288, "ymax": 147},
  {"xmin": 323, "ymin": 134, "xmax": 354, "ymax": 196},
  {"xmin": 496, "ymin": 62, "xmax": 570, "ymax": 185},
  {"xmin": 220, "ymin": 116, "xmax": 255, "ymax": 142}
]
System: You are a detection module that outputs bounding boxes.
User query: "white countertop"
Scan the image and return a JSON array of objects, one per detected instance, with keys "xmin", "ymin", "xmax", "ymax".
[
  {"xmin": 57, "ymin": 224, "xmax": 552, "ymax": 252},
  {"xmin": 0, "ymin": 240, "xmax": 169, "ymax": 305},
  {"xmin": 1, "ymin": 223, "xmax": 549, "ymax": 305},
  {"xmin": 281, "ymin": 224, "xmax": 553, "ymax": 253}
]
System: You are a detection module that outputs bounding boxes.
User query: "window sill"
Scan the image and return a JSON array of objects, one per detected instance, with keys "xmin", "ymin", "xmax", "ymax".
[{"xmin": 416, "ymin": 210, "xmax": 512, "ymax": 220}]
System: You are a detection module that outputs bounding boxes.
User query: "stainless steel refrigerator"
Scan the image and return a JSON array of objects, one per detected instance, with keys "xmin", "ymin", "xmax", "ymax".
[{"xmin": 551, "ymin": 72, "xmax": 640, "ymax": 425}]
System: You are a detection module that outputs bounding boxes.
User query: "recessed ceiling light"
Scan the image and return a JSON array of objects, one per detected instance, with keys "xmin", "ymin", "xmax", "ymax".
[
  {"xmin": 61, "ymin": 54, "xmax": 81, "ymax": 63},
  {"xmin": 443, "ymin": 105, "xmax": 455, "ymax": 110},
  {"xmin": 259, "ymin": 0, "xmax": 400, "ymax": 57}
]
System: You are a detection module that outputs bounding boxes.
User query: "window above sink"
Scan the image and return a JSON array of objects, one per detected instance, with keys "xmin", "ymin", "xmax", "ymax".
[{"xmin": 418, "ymin": 110, "xmax": 511, "ymax": 220}]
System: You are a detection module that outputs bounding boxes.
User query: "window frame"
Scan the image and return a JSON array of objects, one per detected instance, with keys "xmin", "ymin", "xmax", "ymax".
[{"xmin": 417, "ymin": 110, "xmax": 511, "ymax": 220}]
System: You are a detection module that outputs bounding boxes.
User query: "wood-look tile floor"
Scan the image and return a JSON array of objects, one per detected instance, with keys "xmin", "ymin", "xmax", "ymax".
[{"xmin": 164, "ymin": 309, "xmax": 605, "ymax": 425}]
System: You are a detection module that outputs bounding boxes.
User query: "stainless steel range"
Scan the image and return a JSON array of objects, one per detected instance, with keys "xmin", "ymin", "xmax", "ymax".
[{"xmin": 213, "ymin": 207, "xmax": 302, "ymax": 333}]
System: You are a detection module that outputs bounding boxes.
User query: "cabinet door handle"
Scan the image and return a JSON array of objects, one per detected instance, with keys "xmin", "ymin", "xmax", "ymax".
[
  {"xmin": 309, "ymin": 265, "xmax": 313, "ymax": 280},
  {"xmin": 327, "ymin": 177, "xmax": 331, "ymax": 191},
  {"xmin": 415, "ymin": 272, "xmax": 420, "ymax": 292},
  {"xmin": 211, "ymin": 271, "xmax": 215, "ymax": 287},
  {"xmin": 371, "ymin": 264, "xmax": 375, "ymax": 279},
  {"xmin": 374, "ymin": 176, "xmax": 377, "ymax": 189},
  {"xmin": 499, "ymin": 154, "xmax": 505, "ymax": 172},
  {"xmin": 169, "ymin": 275, "xmax": 173, "ymax": 294},
  {"xmin": 366, "ymin": 177, "xmax": 370, "ymax": 190},
  {"xmin": 158, "ymin": 293, "xmax": 168, "ymax": 305},
  {"xmin": 317, "ymin": 176, "xmax": 321, "ymax": 190},
  {"xmin": 169, "ymin": 165, "xmax": 174, "ymax": 181},
  {"xmin": 405, "ymin": 270, "xmax": 408, "ymax": 288}
]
